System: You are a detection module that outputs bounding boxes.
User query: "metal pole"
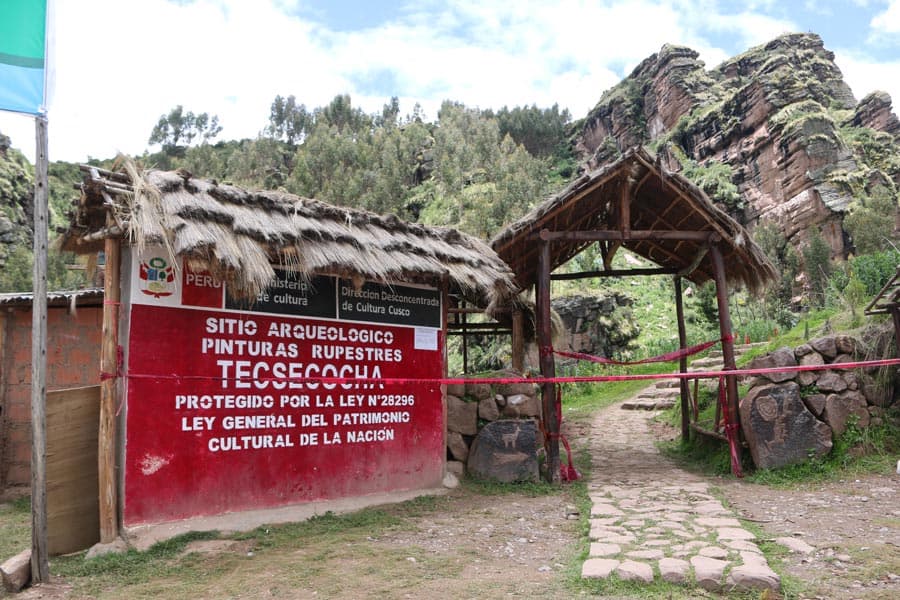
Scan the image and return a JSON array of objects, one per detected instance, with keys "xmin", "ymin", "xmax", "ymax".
[{"xmin": 30, "ymin": 115, "xmax": 50, "ymax": 582}]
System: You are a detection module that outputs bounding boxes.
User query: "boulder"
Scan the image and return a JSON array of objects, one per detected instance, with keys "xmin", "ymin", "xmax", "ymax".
[
  {"xmin": 823, "ymin": 391, "xmax": 870, "ymax": 435},
  {"xmin": 815, "ymin": 371, "xmax": 848, "ymax": 393},
  {"xmin": 740, "ymin": 382, "xmax": 833, "ymax": 469},
  {"xmin": 496, "ymin": 382, "xmax": 536, "ymax": 396},
  {"xmin": 794, "ymin": 343, "xmax": 815, "ymax": 358},
  {"xmin": 861, "ymin": 375, "xmax": 894, "ymax": 407},
  {"xmin": 834, "ymin": 335, "xmax": 859, "ymax": 356},
  {"xmin": 809, "ymin": 336, "xmax": 838, "ymax": 359},
  {"xmin": 802, "ymin": 393, "xmax": 826, "ymax": 417},
  {"xmin": 1, "ymin": 549, "xmax": 30, "ymax": 592},
  {"xmin": 446, "ymin": 431, "xmax": 469, "ymax": 461},
  {"xmin": 466, "ymin": 420, "xmax": 539, "ymax": 483},
  {"xmin": 478, "ymin": 396, "xmax": 501, "ymax": 421},
  {"xmin": 748, "ymin": 347, "xmax": 797, "ymax": 383},
  {"xmin": 446, "ymin": 383, "xmax": 466, "ymax": 397},
  {"xmin": 465, "ymin": 382, "xmax": 493, "ymax": 401},
  {"xmin": 447, "ymin": 395, "xmax": 478, "ymax": 435},
  {"xmin": 797, "ymin": 352, "xmax": 824, "ymax": 386}
]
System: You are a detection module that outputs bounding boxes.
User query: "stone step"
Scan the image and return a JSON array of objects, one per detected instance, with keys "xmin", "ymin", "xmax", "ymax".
[
  {"xmin": 621, "ymin": 398, "xmax": 676, "ymax": 411},
  {"xmin": 636, "ymin": 387, "xmax": 679, "ymax": 399},
  {"xmin": 655, "ymin": 379, "xmax": 680, "ymax": 389}
]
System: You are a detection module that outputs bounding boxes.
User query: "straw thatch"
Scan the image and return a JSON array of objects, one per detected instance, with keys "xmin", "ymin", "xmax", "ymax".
[
  {"xmin": 61, "ymin": 164, "xmax": 520, "ymax": 312},
  {"xmin": 491, "ymin": 147, "xmax": 777, "ymax": 293}
]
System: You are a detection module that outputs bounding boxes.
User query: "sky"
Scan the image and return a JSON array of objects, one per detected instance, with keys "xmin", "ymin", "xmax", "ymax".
[{"xmin": 1, "ymin": 0, "xmax": 899, "ymax": 163}]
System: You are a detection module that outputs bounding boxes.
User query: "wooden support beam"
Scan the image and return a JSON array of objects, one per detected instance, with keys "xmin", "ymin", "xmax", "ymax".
[
  {"xmin": 674, "ymin": 276, "xmax": 690, "ymax": 441},
  {"xmin": 535, "ymin": 230, "xmax": 717, "ymax": 243},
  {"xmin": 709, "ymin": 245, "xmax": 742, "ymax": 451},
  {"xmin": 602, "ymin": 241, "xmax": 621, "ymax": 270},
  {"xmin": 620, "ymin": 179, "xmax": 631, "ymax": 235},
  {"xmin": 511, "ymin": 309, "xmax": 524, "ymax": 373},
  {"xmin": 552, "ymin": 267, "xmax": 678, "ymax": 281},
  {"xmin": 536, "ymin": 237, "xmax": 560, "ymax": 484},
  {"xmin": 99, "ymin": 216, "xmax": 121, "ymax": 543}
]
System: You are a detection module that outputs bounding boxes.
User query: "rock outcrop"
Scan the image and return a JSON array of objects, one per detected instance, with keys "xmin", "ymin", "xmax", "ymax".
[
  {"xmin": 571, "ymin": 32, "xmax": 900, "ymax": 261},
  {"xmin": 740, "ymin": 335, "xmax": 895, "ymax": 469}
]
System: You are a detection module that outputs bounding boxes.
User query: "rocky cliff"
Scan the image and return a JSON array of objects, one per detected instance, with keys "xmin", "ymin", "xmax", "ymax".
[{"xmin": 571, "ymin": 33, "xmax": 900, "ymax": 259}]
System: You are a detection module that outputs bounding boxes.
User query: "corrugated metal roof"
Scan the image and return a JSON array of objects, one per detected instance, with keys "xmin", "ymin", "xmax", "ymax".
[{"xmin": 0, "ymin": 288, "xmax": 104, "ymax": 308}]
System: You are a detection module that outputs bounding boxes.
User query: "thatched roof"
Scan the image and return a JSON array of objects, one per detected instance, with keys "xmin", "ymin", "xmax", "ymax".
[
  {"xmin": 61, "ymin": 165, "xmax": 520, "ymax": 312},
  {"xmin": 491, "ymin": 147, "xmax": 777, "ymax": 293}
]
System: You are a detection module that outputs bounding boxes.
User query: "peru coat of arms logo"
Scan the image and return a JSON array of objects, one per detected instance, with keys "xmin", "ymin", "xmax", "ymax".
[{"xmin": 139, "ymin": 256, "xmax": 176, "ymax": 298}]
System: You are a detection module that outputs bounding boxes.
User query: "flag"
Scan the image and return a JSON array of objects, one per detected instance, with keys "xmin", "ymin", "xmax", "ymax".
[{"xmin": 0, "ymin": 0, "xmax": 47, "ymax": 115}]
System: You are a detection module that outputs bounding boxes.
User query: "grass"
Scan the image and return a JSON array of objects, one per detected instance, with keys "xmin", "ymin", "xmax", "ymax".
[{"xmin": 0, "ymin": 495, "xmax": 30, "ymax": 560}]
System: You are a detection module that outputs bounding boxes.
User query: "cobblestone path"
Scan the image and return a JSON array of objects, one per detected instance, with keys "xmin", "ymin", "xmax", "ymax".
[{"xmin": 580, "ymin": 396, "xmax": 782, "ymax": 593}]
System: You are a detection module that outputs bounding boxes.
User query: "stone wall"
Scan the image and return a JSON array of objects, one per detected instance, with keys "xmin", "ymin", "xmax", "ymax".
[
  {"xmin": 525, "ymin": 292, "xmax": 639, "ymax": 369},
  {"xmin": 445, "ymin": 374, "xmax": 542, "ymax": 481},
  {"xmin": 740, "ymin": 335, "xmax": 895, "ymax": 469}
]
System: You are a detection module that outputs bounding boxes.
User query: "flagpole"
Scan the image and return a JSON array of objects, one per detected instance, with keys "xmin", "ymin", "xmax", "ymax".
[{"xmin": 30, "ymin": 113, "xmax": 50, "ymax": 583}]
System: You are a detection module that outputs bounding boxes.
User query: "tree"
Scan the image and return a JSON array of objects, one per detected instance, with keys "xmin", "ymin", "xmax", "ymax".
[
  {"xmin": 492, "ymin": 103, "xmax": 571, "ymax": 159},
  {"xmin": 148, "ymin": 105, "xmax": 223, "ymax": 155},
  {"xmin": 267, "ymin": 95, "xmax": 311, "ymax": 145},
  {"xmin": 803, "ymin": 229, "xmax": 833, "ymax": 308}
]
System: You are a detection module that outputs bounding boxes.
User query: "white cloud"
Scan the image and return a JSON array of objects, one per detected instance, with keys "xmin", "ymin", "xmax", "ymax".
[
  {"xmin": 0, "ymin": 0, "xmax": 896, "ymax": 165},
  {"xmin": 871, "ymin": 0, "xmax": 900, "ymax": 33},
  {"xmin": 834, "ymin": 50, "xmax": 900, "ymax": 109}
]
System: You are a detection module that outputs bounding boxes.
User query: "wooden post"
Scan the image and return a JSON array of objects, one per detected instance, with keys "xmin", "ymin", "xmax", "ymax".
[
  {"xmin": 460, "ymin": 304, "xmax": 468, "ymax": 375},
  {"xmin": 511, "ymin": 308, "xmax": 524, "ymax": 373},
  {"xmin": 891, "ymin": 307, "xmax": 900, "ymax": 356},
  {"xmin": 31, "ymin": 115, "xmax": 50, "ymax": 583},
  {"xmin": 709, "ymin": 245, "xmax": 741, "ymax": 443},
  {"xmin": 673, "ymin": 276, "xmax": 690, "ymax": 440},
  {"xmin": 98, "ymin": 217, "xmax": 121, "ymax": 543},
  {"xmin": 536, "ymin": 236, "xmax": 560, "ymax": 483}
]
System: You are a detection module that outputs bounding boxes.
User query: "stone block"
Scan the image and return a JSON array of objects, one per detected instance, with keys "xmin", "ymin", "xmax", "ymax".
[
  {"xmin": 802, "ymin": 393, "xmax": 826, "ymax": 417},
  {"xmin": 446, "ymin": 431, "xmax": 469, "ymax": 462},
  {"xmin": 496, "ymin": 382, "xmax": 537, "ymax": 396},
  {"xmin": 616, "ymin": 560, "xmax": 653, "ymax": 583},
  {"xmin": 740, "ymin": 382, "xmax": 832, "ymax": 469},
  {"xmin": 447, "ymin": 396, "xmax": 478, "ymax": 435},
  {"xmin": 478, "ymin": 396, "xmax": 500, "ymax": 421},
  {"xmin": 748, "ymin": 347, "xmax": 797, "ymax": 383},
  {"xmin": 0, "ymin": 548, "xmax": 30, "ymax": 592},
  {"xmin": 659, "ymin": 557, "xmax": 689, "ymax": 583},
  {"xmin": 809, "ymin": 336, "xmax": 838, "ymax": 359},
  {"xmin": 815, "ymin": 371, "xmax": 847, "ymax": 393},
  {"xmin": 502, "ymin": 393, "xmax": 540, "ymax": 417},
  {"xmin": 582, "ymin": 558, "xmax": 619, "ymax": 579},
  {"xmin": 691, "ymin": 555, "xmax": 727, "ymax": 591},
  {"xmin": 466, "ymin": 420, "xmax": 539, "ymax": 483},
  {"xmin": 834, "ymin": 334, "xmax": 859, "ymax": 356},
  {"xmin": 465, "ymin": 382, "xmax": 493, "ymax": 400},
  {"xmin": 446, "ymin": 460, "xmax": 465, "ymax": 476},
  {"xmin": 824, "ymin": 391, "xmax": 870, "ymax": 436},
  {"xmin": 446, "ymin": 383, "xmax": 466, "ymax": 397}
]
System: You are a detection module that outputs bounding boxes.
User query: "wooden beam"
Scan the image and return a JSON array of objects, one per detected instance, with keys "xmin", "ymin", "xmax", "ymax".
[
  {"xmin": 620, "ymin": 178, "xmax": 631, "ymax": 235},
  {"xmin": 710, "ymin": 245, "xmax": 742, "ymax": 452},
  {"xmin": 674, "ymin": 276, "xmax": 690, "ymax": 440},
  {"xmin": 536, "ymin": 238, "xmax": 560, "ymax": 484},
  {"xmin": 511, "ymin": 309, "xmax": 524, "ymax": 373},
  {"xmin": 99, "ymin": 215, "xmax": 121, "ymax": 543},
  {"xmin": 31, "ymin": 116, "xmax": 50, "ymax": 583},
  {"xmin": 536, "ymin": 230, "xmax": 717, "ymax": 243},
  {"xmin": 602, "ymin": 241, "xmax": 621, "ymax": 270},
  {"xmin": 552, "ymin": 267, "xmax": 678, "ymax": 280}
]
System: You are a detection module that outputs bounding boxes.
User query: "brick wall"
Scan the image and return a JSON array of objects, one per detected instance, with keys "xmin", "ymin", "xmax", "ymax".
[{"xmin": 1, "ymin": 305, "xmax": 103, "ymax": 488}]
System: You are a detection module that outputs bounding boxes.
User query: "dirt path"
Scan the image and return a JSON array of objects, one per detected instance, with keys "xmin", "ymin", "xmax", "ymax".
[{"xmin": 7, "ymin": 388, "xmax": 899, "ymax": 599}]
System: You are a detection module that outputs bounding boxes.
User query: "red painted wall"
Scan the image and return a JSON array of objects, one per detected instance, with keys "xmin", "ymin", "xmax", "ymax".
[
  {"xmin": 0, "ymin": 305, "xmax": 102, "ymax": 488},
  {"xmin": 121, "ymin": 250, "xmax": 447, "ymax": 526}
]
